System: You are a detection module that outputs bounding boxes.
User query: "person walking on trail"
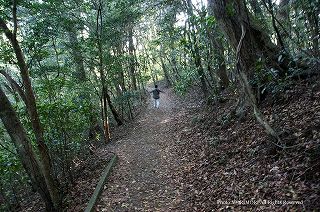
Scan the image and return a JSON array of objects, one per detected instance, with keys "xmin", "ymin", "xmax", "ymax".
[{"xmin": 150, "ymin": 85, "xmax": 164, "ymax": 108}]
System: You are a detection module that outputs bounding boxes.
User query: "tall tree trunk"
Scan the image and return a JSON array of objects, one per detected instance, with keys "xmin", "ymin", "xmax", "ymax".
[
  {"xmin": 193, "ymin": 45, "xmax": 209, "ymax": 96},
  {"xmin": 160, "ymin": 52, "xmax": 172, "ymax": 86},
  {"xmin": 207, "ymin": 0, "xmax": 230, "ymax": 89},
  {"xmin": 277, "ymin": 0, "xmax": 290, "ymax": 35},
  {"xmin": 115, "ymin": 45, "xmax": 128, "ymax": 93},
  {"xmin": 208, "ymin": 0, "xmax": 284, "ymax": 78},
  {"xmin": 165, "ymin": 4, "xmax": 180, "ymax": 84},
  {"xmin": 68, "ymin": 29, "xmax": 86, "ymax": 81},
  {"xmin": 0, "ymin": 87, "xmax": 57, "ymax": 211},
  {"xmin": 261, "ymin": 0, "xmax": 286, "ymax": 51},
  {"xmin": 185, "ymin": 0, "xmax": 209, "ymax": 97},
  {"xmin": 96, "ymin": 3, "xmax": 111, "ymax": 142},
  {"xmin": 128, "ymin": 25, "xmax": 137, "ymax": 90},
  {"xmin": 159, "ymin": 44, "xmax": 172, "ymax": 86},
  {"xmin": 101, "ymin": 86, "xmax": 111, "ymax": 142},
  {"xmin": 104, "ymin": 87, "xmax": 123, "ymax": 126},
  {"xmin": 116, "ymin": 44, "xmax": 133, "ymax": 120},
  {"xmin": 0, "ymin": 69, "xmax": 27, "ymax": 103},
  {"xmin": 305, "ymin": 5, "xmax": 319, "ymax": 57},
  {"xmin": 0, "ymin": 18, "xmax": 61, "ymax": 211}
]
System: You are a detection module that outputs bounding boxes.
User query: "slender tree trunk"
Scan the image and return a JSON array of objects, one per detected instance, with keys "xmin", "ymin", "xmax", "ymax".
[
  {"xmin": 207, "ymin": 0, "xmax": 229, "ymax": 89},
  {"xmin": 185, "ymin": 0, "xmax": 209, "ymax": 96},
  {"xmin": 104, "ymin": 87, "xmax": 123, "ymax": 126},
  {"xmin": 0, "ymin": 18, "xmax": 61, "ymax": 211},
  {"xmin": 193, "ymin": 46, "xmax": 209, "ymax": 96},
  {"xmin": 0, "ymin": 87, "xmax": 57, "ymax": 211},
  {"xmin": 68, "ymin": 29, "xmax": 86, "ymax": 81},
  {"xmin": 101, "ymin": 86, "xmax": 111, "ymax": 142},
  {"xmin": 159, "ymin": 52, "xmax": 171, "ymax": 86},
  {"xmin": 128, "ymin": 25, "xmax": 137, "ymax": 90},
  {"xmin": 262, "ymin": 0, "xmax": 286, "ymax": 50},
  {"xmin": 0, "ymin": 69, "xmax": 27, "ymax": 103},
  {"xmin": 208, "ymin": 39, "xmax": 229, "ymax": 89},
  {"xmin": 306, "ymin": 9, "xmax": 319, "ymax": 57},
  {"xmin": 165, "ymin": 5, "xmax": 180, "ymax": 84},
  {"xmin": 115, "ymin": 44, "xmax": 128, "ymax": 93},
  {"xmin": 96, "ymin": 2, "xmax": 111, "ymax": 142},
  {"xmin": 116, "ymin": 44, "xmax": 133, "ymax": 120},
  {"xmin": 277, "ymin": 0, "xmax": 290, "ymax": 37},
  {"xmin": 159, "ymin": 39, "xmax": 171, "ymax": 86}
]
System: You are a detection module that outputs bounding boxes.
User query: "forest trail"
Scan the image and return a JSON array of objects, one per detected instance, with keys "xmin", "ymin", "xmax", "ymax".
[{"xmin": 96, "ymin": 86, "xmax": 184, "ymax": 211}]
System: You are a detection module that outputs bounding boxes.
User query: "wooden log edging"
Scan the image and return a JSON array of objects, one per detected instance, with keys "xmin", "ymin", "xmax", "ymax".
[{"xmin": 85, "ymin": 154, "xmax": 118, "ymax": 212}]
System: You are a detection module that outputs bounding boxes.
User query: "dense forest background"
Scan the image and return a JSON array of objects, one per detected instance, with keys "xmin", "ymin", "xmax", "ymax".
[{"xmin": 0, "ymin": 0, "xmax": 319, "ymax": 211}]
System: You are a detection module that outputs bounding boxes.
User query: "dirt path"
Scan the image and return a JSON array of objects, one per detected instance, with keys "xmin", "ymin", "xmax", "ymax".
[{"xmin": 97, "ymin": 87, "xmax": 184, "ymax": 211}]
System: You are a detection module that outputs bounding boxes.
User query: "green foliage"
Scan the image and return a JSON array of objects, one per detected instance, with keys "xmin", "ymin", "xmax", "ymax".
[
  {"xmin": 0, "ymin": 128, "xmax": 28, "ymax": 210},
  {"xmin": 226, "ymin": 2, "xmax": 236, "ymax": 17},
  {"xmin": 173, "ymin": 67, "xmax": 197, "ymax": 95},
  {"xmin": 206, "ymin": 16, "xmax": 216, "ymax": 27},
  {"xmin": 0, "ymin": 39, "xmax": 15, "ymax": 63}
]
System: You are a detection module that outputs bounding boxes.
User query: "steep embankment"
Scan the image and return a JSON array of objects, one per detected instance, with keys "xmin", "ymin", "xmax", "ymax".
[{"xmin": 172, "ymin": 76, "xmax": 320, "ymax": 211}]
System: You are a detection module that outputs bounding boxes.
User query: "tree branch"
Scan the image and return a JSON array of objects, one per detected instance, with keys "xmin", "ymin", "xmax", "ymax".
[
  {"xmin": 262, "ymin": 0, "xmax": 286, "ymax": 50},
  {"xmin": 12, "ymin": 0, "xmax": 17, "ymax": 37},
  {"xmin": 0, "ymin": 141, "xmax": 18, "ymax": 156},
  {"xmin": 0, "ymin": 69, "xmax": 27, "ymax": 104}
]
